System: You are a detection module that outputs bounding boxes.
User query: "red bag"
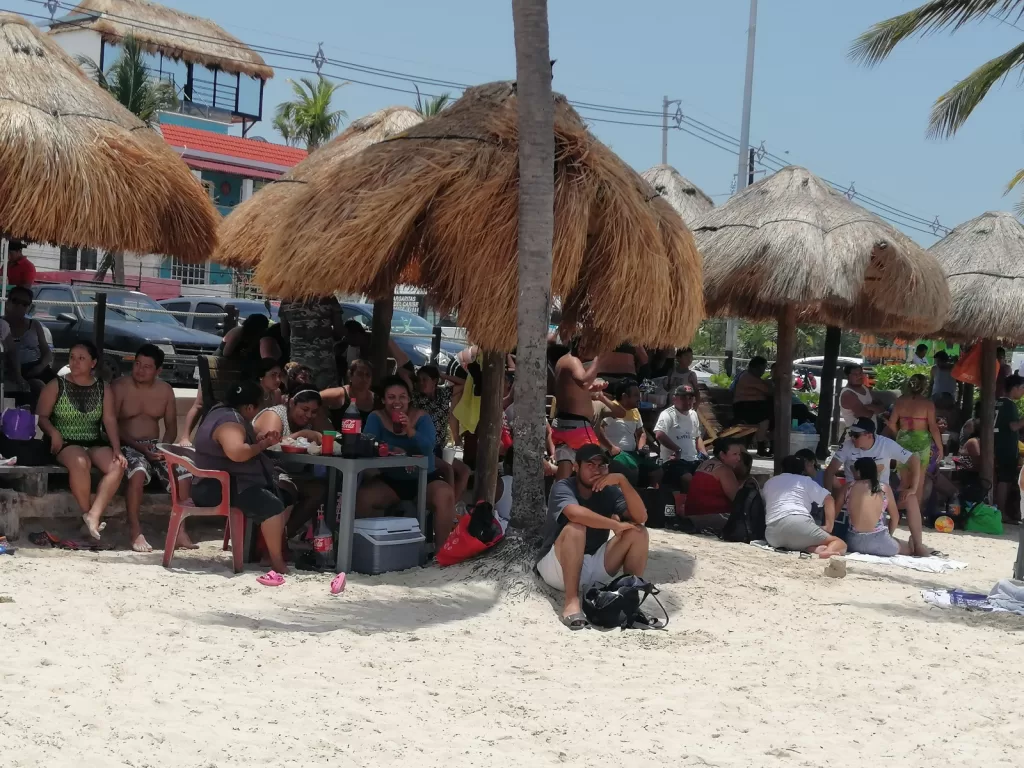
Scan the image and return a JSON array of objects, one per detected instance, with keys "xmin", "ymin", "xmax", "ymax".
[
  {"xmin": 952, "ymin": 344, "xmax": 998, "ymax": 386},
  {"xmin": 436, "ymin": 504, "xmax": 505, "ymax": 567}
]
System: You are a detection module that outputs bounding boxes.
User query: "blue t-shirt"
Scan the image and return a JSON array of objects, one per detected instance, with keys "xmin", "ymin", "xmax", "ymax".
[{"xmin": 364, "ymin": 411, "xmax": 436, "ymax": 474}]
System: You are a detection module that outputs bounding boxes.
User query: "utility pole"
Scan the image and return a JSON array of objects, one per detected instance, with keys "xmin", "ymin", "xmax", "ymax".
[
  {"xmin": 725, "ymin": 0, "xmax": 759, "ymax": 359},
  {"xmin": 661, "ymin": 96, "xmax": 680, "ymax": 166}
]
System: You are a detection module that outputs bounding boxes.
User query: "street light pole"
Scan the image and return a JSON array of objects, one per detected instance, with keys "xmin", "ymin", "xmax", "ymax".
[
  {"xmin": 662, "ymin": 96, "xmax": 680, "ymax": 166},
  {"xmin": 725, "ymin": 0, "xmax": 759, "ymax": 358}
]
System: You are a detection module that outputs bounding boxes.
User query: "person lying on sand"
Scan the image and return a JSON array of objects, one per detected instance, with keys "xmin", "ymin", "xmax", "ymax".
[
  {"xmin": 112, "ymin": 344, "xmax": 194, "ymax": 553},
  {"xmin": 535, "ymin": 445, "xmax": 649, "ymax": 630},
  {"xmin": 763, "ymin": 455, "xmax": 846, "ymax": 558},
  {"xmin": 845, "ymin": 458, "xmax": 914, "ymax": 556}
]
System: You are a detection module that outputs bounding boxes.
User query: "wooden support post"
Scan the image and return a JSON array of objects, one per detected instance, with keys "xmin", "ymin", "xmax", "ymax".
[
  {"xmin": 474, "ymin": 351, "xmax": 505, "ymax": 504},
  {"xmin": 93, "ymin": 292, "xmax": 107, "ymax": 368},
  {"xmin": 370, "ymin": 296, "xmax": 394, "ymax": 386},
  {"xmin": 773, "ymin": 305, "xmax": 797, "ymax": 474},
  {"xmin": 830, "ymin": 370, "xmax": 843, "ymax": 446},
  {"xmin": 980, "ymin": 339, "xmax": 996, "ymax": 502},
  {"xmin": 431, "ymin": 325, "xmax": 442, "ymax": 366},
  {"xmin": 816, "ymin": 325, "xmax": 841, "ymax": 459},
  {"xmin": 960, "ymin": 383, "xmax": 974, "ymax": 426}
]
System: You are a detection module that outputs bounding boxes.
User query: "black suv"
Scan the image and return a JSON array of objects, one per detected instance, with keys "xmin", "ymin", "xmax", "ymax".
[{"xmin": 31, "ymin": 284, "xmax": 223, "ymax": 384}]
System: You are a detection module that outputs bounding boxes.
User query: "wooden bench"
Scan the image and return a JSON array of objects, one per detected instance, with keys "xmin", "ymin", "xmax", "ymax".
[{"xmin": 198, "ymin": 355, "xmax": 243, "ymax": 417}]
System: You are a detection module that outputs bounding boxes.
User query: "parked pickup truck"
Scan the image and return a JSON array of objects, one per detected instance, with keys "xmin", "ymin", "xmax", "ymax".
[{"xmin": 31, "ymin": 284, "xmax": 222, "ymax": 384}]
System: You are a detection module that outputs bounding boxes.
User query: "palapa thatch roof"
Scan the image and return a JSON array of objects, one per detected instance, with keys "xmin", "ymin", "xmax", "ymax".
[
  {"xmin": 215, "ymin": 106, "xmax": 424, "ymax": 269},
  {"xmin": 254, "ymin": 81, "xmax": 704, "ymax": 352},
  {"xmin": 929, "ymin": 211, "xmax": 1024, "ymax": 342},
  {"xmin": 641, "ymin": 164, "xmax": 714, "ymax": 224},
  {"xmin": 51, "ymin": 0, "xmax": 273, "ymax": 80},
  {"xmin": 692, "ymin": 166, "xmax": 950, "ymax": 334},
  {"xmin": 0, "ymin": 13, "xmax": 218, "ymax": 261}
]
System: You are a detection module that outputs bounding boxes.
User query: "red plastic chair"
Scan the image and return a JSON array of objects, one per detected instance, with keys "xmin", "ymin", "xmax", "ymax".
[{"xmin": 157, "ymin": 443, "xmax": 246, "ymax": 573}]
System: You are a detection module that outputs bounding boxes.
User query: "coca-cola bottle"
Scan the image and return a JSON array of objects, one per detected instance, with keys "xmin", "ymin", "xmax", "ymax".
[
  {"xmin": 341, "ymin": 399, "xmax": 361, "ymax": 458},
  {"xmin": 312, "ymin": 504, "xmax": 334, "ymax": 570}
]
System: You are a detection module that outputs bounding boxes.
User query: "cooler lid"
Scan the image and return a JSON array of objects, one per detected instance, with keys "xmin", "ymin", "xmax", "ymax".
[{"xmin": 353, "ymin": 516, "xmax": 421, "ymax": 535}]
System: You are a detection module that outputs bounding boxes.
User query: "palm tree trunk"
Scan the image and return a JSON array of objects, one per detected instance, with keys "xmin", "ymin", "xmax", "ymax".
[
  {"xmin": 510, "ymin": 0, "xmax": 553, "ymax": 532},
  {"xmin": 112, "ymin": 251, "xmax": 125, "ymax": 285},
  {"xmin": 92, "ymin": 250, "xmax": 124, "ymax": 283}
]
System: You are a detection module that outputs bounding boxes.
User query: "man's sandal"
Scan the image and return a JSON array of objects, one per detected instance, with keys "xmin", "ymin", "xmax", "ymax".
[{"xmin": 560, "ymin": 612, "xmax": 589, "ymax": 630}]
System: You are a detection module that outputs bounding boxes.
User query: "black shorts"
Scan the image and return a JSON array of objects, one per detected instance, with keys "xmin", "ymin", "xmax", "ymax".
[
  {"xmin": 733, "ymin": 400, "xmax": 773, "ymax": 427},
  {"xmin": 379, "ymin": 470, "xmax": 443, "ymax": 501},
  {"xmin": 191, "ymin": 479, "xmax": 296, "ymax": 524},
  {"xmin": 996, "ymin": 457, "xmax": 1019, "ymax": 484}
]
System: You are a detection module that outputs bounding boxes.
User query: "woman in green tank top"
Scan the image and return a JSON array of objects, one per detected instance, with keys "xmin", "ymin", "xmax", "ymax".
[{"xmin": 37, "ymin": 341, "xmax": 127, "ymax": 540}]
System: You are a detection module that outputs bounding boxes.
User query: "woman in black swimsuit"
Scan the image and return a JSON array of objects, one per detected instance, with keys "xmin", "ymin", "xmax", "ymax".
[{"xmin": 319, "ymin": 358, "xmax": 375, "ymax": 430}]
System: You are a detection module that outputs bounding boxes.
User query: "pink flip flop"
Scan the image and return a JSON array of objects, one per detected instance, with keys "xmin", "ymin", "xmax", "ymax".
[
  {"xmin": 330, "ymin": 572, "xmax": 347, "ymax": 595},
  {"xmin": 257, "ymin": 570, "xmax": 285, "ymax": 587}
]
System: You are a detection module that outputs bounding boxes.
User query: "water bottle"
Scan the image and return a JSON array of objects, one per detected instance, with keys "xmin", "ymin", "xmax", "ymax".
[
  {"xmin": 312, "ymin": 504, "xmax": 334, "ymax": 570},
  {"xmin": 341, "ymin": 399, "xmax": 361, "ymax": 458}
]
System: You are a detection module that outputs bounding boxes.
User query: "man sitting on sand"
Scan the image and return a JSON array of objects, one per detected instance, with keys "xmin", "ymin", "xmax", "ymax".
[
  {"xmin": 536, "ymin": 445, "xmax": 649, "ymax": 630},
  {"xmin": 764, "ymin": 455, "xmax": 846, "ymax": 558},
  {"xmin": 113, "ymin": 344, "xmax": 193, "ymax": 553}
]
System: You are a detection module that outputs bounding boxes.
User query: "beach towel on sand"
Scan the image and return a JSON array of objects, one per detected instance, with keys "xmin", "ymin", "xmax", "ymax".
[
  {"xmin": 922, "ymin": 580, "xmax": 1024, "ymax": 615},
  {"xmin": 750, "ymin": 540, "xmax": 967, "ymax": 573}
]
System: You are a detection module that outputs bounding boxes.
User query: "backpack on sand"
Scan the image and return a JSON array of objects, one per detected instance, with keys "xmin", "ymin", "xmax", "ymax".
[
  {"xmin": 582, "ymin": 575, "xmax": 668, "ymax": 630},
  {"xmin": 722, "ymin": 484, "xmax": 766, "ymax": 543}
]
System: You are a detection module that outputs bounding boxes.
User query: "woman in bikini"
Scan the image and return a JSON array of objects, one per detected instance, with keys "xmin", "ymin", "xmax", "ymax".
[
  {"xmin": 846, "ymin": 457, "xmax": 914, "ymax": 556},
  {"xmin": 884, "ymin": 373, "xmax": 943, "ymax": 504}
]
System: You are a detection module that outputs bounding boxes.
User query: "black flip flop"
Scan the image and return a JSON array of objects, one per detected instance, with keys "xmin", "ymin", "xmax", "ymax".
[{"xmin": 560, "ymin": 612, "xmax": 589, "ymax": 631}]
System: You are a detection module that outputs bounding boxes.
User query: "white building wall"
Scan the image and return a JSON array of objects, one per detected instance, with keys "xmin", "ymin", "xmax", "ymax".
[{"xmin": 49, "ymin": 28, "xmax": 102, "ymax": 66}]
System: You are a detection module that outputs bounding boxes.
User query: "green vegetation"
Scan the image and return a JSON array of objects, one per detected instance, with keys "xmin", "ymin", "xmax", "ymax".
[{"xmin": 872, "ymin": 363, "xmax": 930, "ymax": 392}]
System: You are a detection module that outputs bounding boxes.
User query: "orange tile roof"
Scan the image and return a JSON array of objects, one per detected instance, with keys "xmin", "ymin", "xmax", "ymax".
[{"xmin": 160, "ymin": 124, "xmax": 307, "ymax": 169}]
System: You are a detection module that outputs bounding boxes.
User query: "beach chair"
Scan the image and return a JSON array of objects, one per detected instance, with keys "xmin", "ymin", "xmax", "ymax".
[
  {"xmin": 156, "ymin": 444, "xmax": 247, "ymax": 573},
  {"xmin": 697, "ymin": 400, "xmax": 758, "ymax": 445}
]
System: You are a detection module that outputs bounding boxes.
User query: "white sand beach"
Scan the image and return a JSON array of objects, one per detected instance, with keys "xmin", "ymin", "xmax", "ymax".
[{"xmin": 2, "ymin": 523, "xmax": 1023, "ymax": 768}]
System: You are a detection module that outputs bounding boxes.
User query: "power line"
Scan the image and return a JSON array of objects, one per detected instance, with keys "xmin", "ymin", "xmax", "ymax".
[{"xmin": 15, "ymin": 0, "xmax": 951, "ymax": 236}]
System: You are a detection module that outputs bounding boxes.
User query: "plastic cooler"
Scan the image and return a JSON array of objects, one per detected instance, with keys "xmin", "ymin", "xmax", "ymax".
[
  {"xmin": 789, "ymin": 433, "xmax": 820, "ymax": 453},
  {"xmin": 351, "ymin": 517, "xmax": 425, "ymax": 575}
]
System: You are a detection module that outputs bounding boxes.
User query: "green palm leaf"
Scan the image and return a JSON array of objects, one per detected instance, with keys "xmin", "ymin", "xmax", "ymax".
[{"xmin": 928, "ymin": 41, "xmax": 1024, "ymax": 137}]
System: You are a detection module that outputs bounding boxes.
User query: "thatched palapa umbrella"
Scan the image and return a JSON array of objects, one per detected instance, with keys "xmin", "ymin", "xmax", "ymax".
[
  {"xmin": 926, "ymin": 211, "xmax": 1024, "ymax": 577},
  {"xmin": 215, "ymin": 106, "xmax": 424, "ymax": 269},
  {"xmin": 641, "ymin": 164, "xmax": 714, "ymax": 224},
  {"xmin": 255, "ymin": 81, "xmax": 704, "ymax": 353},
  {"xmin": 692, "ymin": 165, "xmax": 950, "ymax": 469},
  {"xmin": 0, "ymin": 13, "xmax": 218, "ymax": 260}
]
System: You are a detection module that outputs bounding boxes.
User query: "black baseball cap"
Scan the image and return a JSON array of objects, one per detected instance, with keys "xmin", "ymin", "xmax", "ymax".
[
  {"xmin": 849, "ymin": 417, "xmax": 877, "ymax": 436},
  {"xmin": 673, "ymin": 384, "xmax": 696, "ymax": 397},
  {"xmin": 575, "ymin": 444, "xmax": 609, "ymax": 465},
  {"xmin": 8, "ymin": 240, "xmax": 25, "ymax": 251}
]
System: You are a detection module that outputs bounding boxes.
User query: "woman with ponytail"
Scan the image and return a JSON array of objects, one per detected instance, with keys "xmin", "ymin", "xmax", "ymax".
[{"xmin": 846, "ymin": 457, "xmax": 913, "ymax": 556}]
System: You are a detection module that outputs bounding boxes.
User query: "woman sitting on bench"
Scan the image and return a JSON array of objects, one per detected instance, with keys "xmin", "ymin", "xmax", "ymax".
[{"xmin": 36, "ymin": 340, "xmax": 127, "ymax": 540}]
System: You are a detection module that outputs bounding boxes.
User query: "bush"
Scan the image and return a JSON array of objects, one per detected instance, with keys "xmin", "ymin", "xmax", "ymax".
[
  {"xmin": 798, "ymin": 391, "xmax": 819, "ymax": 407},
  {"xmin": 872, "ymin": 363, "xmax": 930, "ymax": 392},
  {"xmin": 709, "ymin": 372, "xmax": 732, "ymax": 389}
]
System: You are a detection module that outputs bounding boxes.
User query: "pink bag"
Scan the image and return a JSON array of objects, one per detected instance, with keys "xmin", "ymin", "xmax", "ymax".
[{"xmin": 2, "ymin": 407, "xmax": 35, "ymax": 441}]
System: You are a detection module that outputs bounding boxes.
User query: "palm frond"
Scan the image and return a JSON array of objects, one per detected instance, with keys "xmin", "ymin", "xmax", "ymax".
[
  {"xmin": 927, "ymin": 41, "xmax": 1024, "ymax": 136},
  {"xmin": 417, "ymin": 93, "xmax": 451, "ymax": 118},
  {"xmin": 850, "ymin": 0, "xmax": 1014, "ymax": 65}
]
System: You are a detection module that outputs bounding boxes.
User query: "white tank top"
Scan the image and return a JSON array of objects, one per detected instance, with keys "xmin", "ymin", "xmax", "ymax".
[{"xmin": 840, "ymin": 386, "xmax": 873, "ymax": 428}]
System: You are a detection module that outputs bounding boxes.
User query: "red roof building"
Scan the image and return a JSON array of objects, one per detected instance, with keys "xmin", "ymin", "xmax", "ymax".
[{"xmin": 160, "ymin": 123, "xmax": 307, "ymax": 181}]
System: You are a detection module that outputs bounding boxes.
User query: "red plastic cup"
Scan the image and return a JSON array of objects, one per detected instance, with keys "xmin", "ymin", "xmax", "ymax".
[{"xmin": 321, "ymin": 432, "xmax": 336, "ymax": 455}]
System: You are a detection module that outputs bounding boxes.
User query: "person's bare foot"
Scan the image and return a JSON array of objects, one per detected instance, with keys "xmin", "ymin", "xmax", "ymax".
[
  {"xmin": 174, "ymin": 528, "xmax": 198, "ymax": 550},
  {"xmin": 82, "ymin": 513, "xmax": 104, "ymax": 540},
  {"xmin": 131, "ymin": 533, "xmax": 153, "ymax": 553},
  {"xmin": 812, "ymin": 545, "xmax": 833, "ymax": 558}
]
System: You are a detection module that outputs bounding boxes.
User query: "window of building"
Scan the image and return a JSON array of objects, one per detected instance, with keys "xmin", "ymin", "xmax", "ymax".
[
  {"xmin": 170, "ymin": 257, "xmax": 207, "ymax": 286},
  {"xmin": 79, "ymin": 248, "xmax": 98, "ymax": 271},
  {"xmin": 59, "ymin": 246, "xmax": 77, "ymax": 271}
]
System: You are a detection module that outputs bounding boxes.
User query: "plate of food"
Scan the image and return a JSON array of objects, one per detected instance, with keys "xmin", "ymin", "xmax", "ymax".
[{"xmin": 279, "ymin": 437, "xmax": 313, "ymax": 454}]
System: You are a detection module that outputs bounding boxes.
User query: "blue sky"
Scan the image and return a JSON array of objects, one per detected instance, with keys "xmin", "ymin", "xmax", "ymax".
[{"xmin": 17, "ymin": 0, "xmax": 1024, "ymax": 244}]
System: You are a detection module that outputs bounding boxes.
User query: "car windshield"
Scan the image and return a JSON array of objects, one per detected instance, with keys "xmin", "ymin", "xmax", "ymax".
[
  {"xmin": 79, "ymin": 290, "xmax": 181, "ymax": 326},
  {"xmin": 235, "ymin": 300, "xmax": 280, "ymax": 322}
]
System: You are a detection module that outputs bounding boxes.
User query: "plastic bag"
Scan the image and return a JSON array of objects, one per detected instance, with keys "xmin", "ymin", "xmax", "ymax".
[
  {"xmin": 964, "ymin": 502, "xmax": 1004, "ymax": 536},
  {"xmin": 436, "ymin": 502, "xmax": 504, "ymax": 566}
]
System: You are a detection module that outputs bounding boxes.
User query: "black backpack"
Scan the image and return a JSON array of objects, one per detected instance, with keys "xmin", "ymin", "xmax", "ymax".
[
  {"xmin": 582, "ymin": 575, "xmax": 668, "ymax": 630},
  {"xmin": 722, "ymin": 483, "xmax": 766, "ymax": 543}
]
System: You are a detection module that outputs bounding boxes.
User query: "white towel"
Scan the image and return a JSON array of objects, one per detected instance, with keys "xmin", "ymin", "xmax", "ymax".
[{"xmin": 751, "ymin": 540, "xmax": 967, "ymax": 573}]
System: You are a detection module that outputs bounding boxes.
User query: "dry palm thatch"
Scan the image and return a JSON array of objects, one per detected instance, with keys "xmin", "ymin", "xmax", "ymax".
[
  {"xmin": 641, "ymin": 164, "xmax": 714, "ymax": 224},
  {"xmin": 929, "ymin": 211, "xmax": 1024, "ymax": 342},
  {"xmin": 692, "ymin": 166, "xmax": 949, "ymax": 334},
  {"xmin": 0, "ymin": 13, "xmax": 218, "ymax": 261},
  {"xmin": 215, "ymin": 106, "xmax": 424, "ymax": 269},
  {"xmin": 256, "ymin": 81, "xmax": 704, "ymax": 352},
  {"xmin": 51, "ymin": 0, "xmax": 272, "ymax": 80}
]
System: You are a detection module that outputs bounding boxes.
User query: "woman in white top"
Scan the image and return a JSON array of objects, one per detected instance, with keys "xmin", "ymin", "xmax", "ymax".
[
  {"xmin": 839, "ymin": 364, "xmax": 883, "ymax": 429},
  {"xmin": 252, "ymin": 389, "xmax": 323, "ymax": 444}
]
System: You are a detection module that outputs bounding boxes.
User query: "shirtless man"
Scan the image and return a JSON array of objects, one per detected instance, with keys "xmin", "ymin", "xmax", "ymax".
[
  {"xmin": 113, "ymin": 344, "xmax": 193, "ymax": 553},
  {"xmin": 552, "ymin": 342, "xmax": 621, "ymax": 480}
]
